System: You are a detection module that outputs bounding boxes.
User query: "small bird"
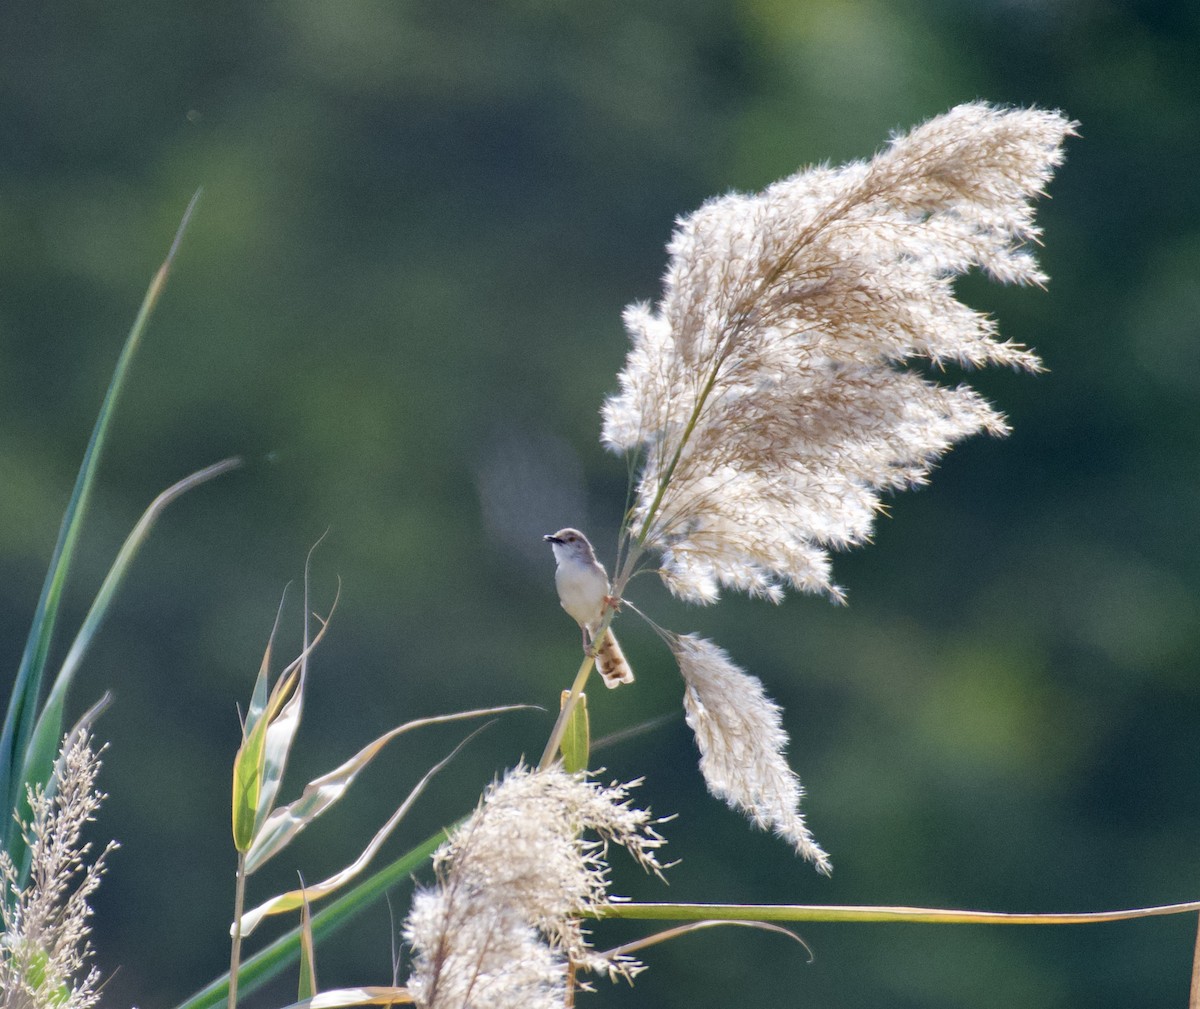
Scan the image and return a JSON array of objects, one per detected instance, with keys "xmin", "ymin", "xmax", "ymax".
[{"xmin": 544, "ymin": 528, "xmax": 634, "ymax": 688}]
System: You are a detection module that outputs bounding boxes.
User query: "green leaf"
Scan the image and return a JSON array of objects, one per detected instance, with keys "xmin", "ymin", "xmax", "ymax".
[
  {"xmin": 22, "ymin": 947, "xmax": 73, "ymax": 1006},
  {"xmin": 232, "ymin": 707, "xmax": 272, "ymax": 853},
  {"xmin": 0, "ymin": 190, "xmax": 202, "ymax": 866},
  {"xmin": 234, "ymin": 633, "xmax": 313, "ymax": 853},
  {"xmin": 559, "ymin": 689, "xmax": 589, "ymax": 773},
  {"xmin": 19, "ymin": 461, "xmax": 239, "ymax": 861},
  {"xmin": 297, "ymin": 885, "xmax": 317, "ymax": 1001}
]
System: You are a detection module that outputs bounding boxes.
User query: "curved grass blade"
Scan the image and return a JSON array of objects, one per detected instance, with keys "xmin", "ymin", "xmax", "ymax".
[
  {"xmin": 596, "ymin": 899, "xmax": 1200, "ymax": 926},
  {"xmin": 601, "ymin": 919, "xmax": 811, "ymax": 961},
  {"xmin": 238, "ymin": 724, "xmax": 492, "ymax": 936},
  {"xmin": 20, "ymin": 460, "xmax": 240, "ymax": 849},
  {"xmin": 246, "ymin": 705, "xmax": 530, "ymax": 874},
  {"xmin": 0, "ymin": 190, "xmax": 202, "ymax": 858}
]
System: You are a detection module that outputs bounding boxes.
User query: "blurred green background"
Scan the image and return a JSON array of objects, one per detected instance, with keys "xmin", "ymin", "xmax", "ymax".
[{"xmin": 3, "ymin": 0, "xmax": 1199, "ymax": 1006}]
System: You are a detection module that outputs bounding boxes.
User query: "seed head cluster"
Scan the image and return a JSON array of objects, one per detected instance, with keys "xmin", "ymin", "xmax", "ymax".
[
  {"xmin": 604, "ymin": 102, "xmax": 1076, "ymax": 604},
  {"xmin": 672, "ymin": 633, "xmax": 831, "ymax": 873},
  {"xmin": 597, "ymin": 102, "xmax": 1074, "ymax": 876},
  {"xmin": 404, "ymin": 766, "xmax": 667, "ymax": 1009},
  {"xmin": 0, "ymin": 735, "xmax": 115, "ymax": 1009}
]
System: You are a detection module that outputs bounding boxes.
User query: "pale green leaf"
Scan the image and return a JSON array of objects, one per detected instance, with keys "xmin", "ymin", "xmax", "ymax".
[
  {"xmin": 559, "ymin": 689, "xmax": 589, "ymax": 773},
  {"xmin": 232, "ymin": 708, "xmax": 272, "ymax": 853},
  {"xmin": 235, "ymin": 629, "xmax": 316, "ymax": 850},
  {"xmin": 246, "ymin": 593, "xmax": 288, "ymax": 731},
  {"xmin": 256, "ymin": 665, "xmax": 306, "ymax": 837},
  {"xmin": 298, "ymin": 885, "xmax": 317, "ymax": 1001},
  {"xmin": 20, "ymin": 460, "xmax": 239, "ymax": 849},
  {"xmin": 255, "ymin": 554, "xmax": 337, "ymax": 834}
]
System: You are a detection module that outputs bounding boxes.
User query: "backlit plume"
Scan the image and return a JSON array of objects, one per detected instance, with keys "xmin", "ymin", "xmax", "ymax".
[
  {"xmin": 604, "ymin": 102, "xmax": 1077, "ymax": 604},
  {"xmin": 404, "ymin": 766, "xmax": 667, "ymax": 1009},
  {"xmin": 673, "ymin": 634, "xmax": 831, "ymax": 874},
  {"xmin": 0, "ymin": 734, "xmax": 115, "ymax": 1009}
]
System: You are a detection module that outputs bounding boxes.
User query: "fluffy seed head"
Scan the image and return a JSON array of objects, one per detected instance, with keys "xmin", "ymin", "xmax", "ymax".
[
  {"xmin": 672, "ymin": 634, "xmax": 831, "ymax": 874},
  {"xmin": 404, "ymin": 766, "xmax": 667, "ymax": 1008},
  {"xmin": 604, "ymin": 102, "xmax": 1076, "ymax": 603}
]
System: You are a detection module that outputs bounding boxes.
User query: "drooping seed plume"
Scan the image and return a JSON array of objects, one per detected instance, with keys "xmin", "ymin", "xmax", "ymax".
[
  {"xmin": 604, "ymin": 102, "xmax": 1077, "ymax": 604},
  {"xmin": 673, "ymin": 634, "xmax": 831, "ymax": 874}
]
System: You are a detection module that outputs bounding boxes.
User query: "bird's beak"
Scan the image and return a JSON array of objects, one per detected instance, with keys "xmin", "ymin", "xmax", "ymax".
[{"xmin": 544, "ymin": 534, "xmax": 561, "ymax": 544}]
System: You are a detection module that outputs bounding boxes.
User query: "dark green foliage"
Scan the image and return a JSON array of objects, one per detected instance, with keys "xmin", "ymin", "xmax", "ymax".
[{"xmin": 2, "ymin": 3, "xmax": 1198, "ymax": 1007}]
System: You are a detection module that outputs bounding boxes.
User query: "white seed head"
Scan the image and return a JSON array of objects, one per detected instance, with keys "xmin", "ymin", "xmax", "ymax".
[
  {"xmin": 604, "ymin": 102, "xmax": 1076, "ymax": 604},
  {"xmin": 672, "ymin": 634, "xmax": 831, "ymax": 874},
  {"xmin": 404, "ymin": 766, "xmax": 667, "ymax": 1008}
]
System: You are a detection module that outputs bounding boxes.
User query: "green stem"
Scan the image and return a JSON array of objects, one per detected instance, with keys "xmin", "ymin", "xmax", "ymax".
[
  {"xmin": 631, "ymin": 360, "xmax": 723, "ymax": 552},
  {"xmin": 228, "ymin": 853, "xmax": 246, "ymax": 1009},
  {"xmin": 596, "ymin": 899, "xmax": 1200, "ymax": 926},
  {"xmin": 628, "ymin": 202, "xmax": 839, "ymax": 558}
]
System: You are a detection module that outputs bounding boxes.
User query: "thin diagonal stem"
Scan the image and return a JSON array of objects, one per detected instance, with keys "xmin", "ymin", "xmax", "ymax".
[
  {"xmin": 229, "ymin": 853, "xmax": 247, "ymax": 1009},
  {"xmin": 596, "ymin": 899, "xmax": 1200, "ymax": 926}
]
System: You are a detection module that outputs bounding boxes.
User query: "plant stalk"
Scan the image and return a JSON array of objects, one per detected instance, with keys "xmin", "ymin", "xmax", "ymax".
[
  {"xmin": 596, "ymin": 899, "xmax": 1200, "ymax": 926},
  {"xmin": 229, "ymin": 853, "xmax": 247, "ymax": 1009}
]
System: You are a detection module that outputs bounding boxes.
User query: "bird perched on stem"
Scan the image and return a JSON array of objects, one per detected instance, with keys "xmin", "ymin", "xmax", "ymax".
[{"xmin": 544, "ymin": 528, "xmax": 634, "ymax": 688}]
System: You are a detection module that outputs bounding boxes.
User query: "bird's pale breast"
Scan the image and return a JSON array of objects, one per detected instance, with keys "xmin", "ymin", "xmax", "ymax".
[{"xmin": 555, "ymin": 559, "xmax": 609, "ymax": 628}]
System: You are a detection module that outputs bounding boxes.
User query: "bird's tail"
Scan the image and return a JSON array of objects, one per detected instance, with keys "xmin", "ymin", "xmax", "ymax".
[{"xmin": 595, "ymin": 628, "xmax": 634, "ymax": 688}]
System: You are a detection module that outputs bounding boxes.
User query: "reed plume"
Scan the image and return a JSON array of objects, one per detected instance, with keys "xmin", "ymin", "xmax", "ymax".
[
  {"xmin": 404, "ymin": 766, "xmax": 667, "ymax": 1008},
  {"xmin": 598, "ymin": 102, "xmax": 1075, "ymax": 870},
  {"xmin": 605, "ymin": 102, "xmax": 1076, "ymax": 604}
]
